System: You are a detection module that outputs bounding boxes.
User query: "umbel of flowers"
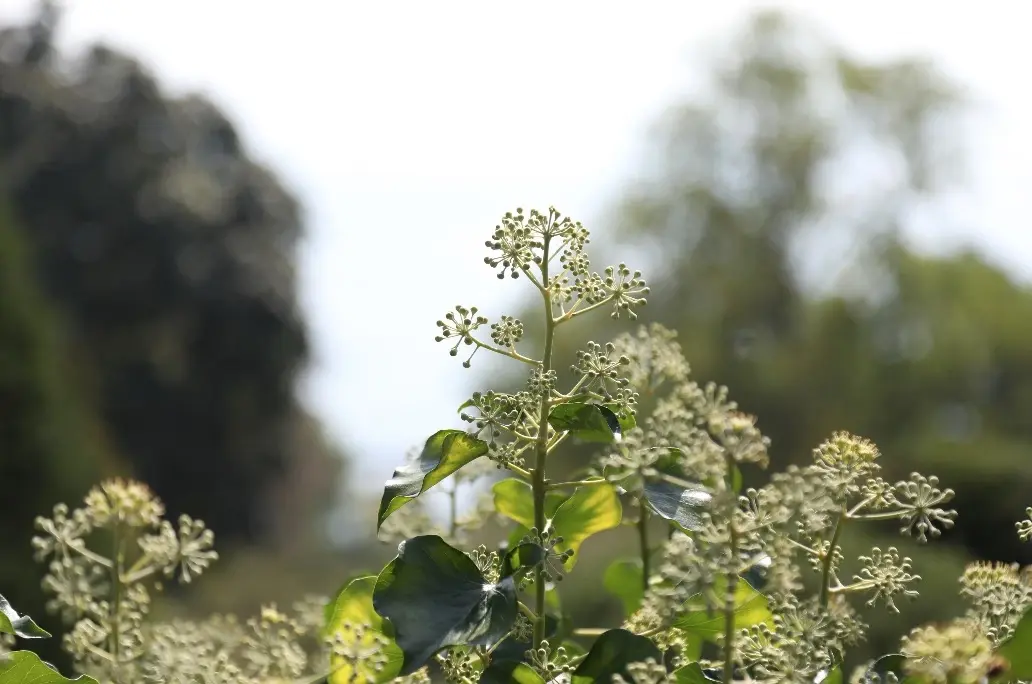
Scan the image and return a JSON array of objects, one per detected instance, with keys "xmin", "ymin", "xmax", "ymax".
[{"xmin": 2, "ymin": 208, "xmax": 1032, "ymax": 684}]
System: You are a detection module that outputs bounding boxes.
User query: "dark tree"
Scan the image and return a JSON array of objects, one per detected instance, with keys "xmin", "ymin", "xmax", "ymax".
[{"xmin": 0, "ymin": 4, "xmax": 341, "ymax": 550}]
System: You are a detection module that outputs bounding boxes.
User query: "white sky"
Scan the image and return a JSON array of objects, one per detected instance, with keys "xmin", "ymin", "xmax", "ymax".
[{"xmin": 3, "ymin": 1, "xmax": 1031, "ymax": 500}]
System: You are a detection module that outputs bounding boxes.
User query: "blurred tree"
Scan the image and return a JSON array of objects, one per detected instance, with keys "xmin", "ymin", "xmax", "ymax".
[
  {"xmin": 504, "ymin": 9, "xmax": 1032, "ymax": 665},
  {"xmin": 0, "ymin": 201, "xmax": 113, "ymax": 668},
  {"xmin": 0, "ymin": 4, "xmax": 342, "ymax": 551}
]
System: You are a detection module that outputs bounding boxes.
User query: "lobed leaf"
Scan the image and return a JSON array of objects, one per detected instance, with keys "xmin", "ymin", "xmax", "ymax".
[
  {"xmin": 377, "ymin": 430, "xmax": 488, "ymax": 530},
  {"xmin": 372, "ymin": 536, "xmax": 517, "ymax": 675},
  {"xmin": 323, "ymin": 576, "xmax": 404, "ymax": 684},
  {"xmin": 550, "ymin": 483, "xmax": 622, "ymax": 569},
  {"xmin": 479, "ymin": 660, "xmax": 546, "ymax": 684},
  {"xmin": 0, "ymin": 651, "xmax": 97, "ymax": 684}
]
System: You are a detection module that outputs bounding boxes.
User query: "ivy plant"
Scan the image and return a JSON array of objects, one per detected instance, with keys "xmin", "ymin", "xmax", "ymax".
[{"xmin": 5, "ymin": 206, "xmax": 1032, "ymax": 684}]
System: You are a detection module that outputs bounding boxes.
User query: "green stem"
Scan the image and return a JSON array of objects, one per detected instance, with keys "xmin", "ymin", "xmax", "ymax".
[
  {"xmin": 546, "ymin": 478, "xmax": 606, "ymax": 490},
  {"xmin": 532, "ymin": 233, "xmax": 556, "ymax": 649},
  {"xmin": 448, "ymin": 481, "xmax": 459, "ymax": 540},
  {"xmin": 110, "ymin": 524, "xmax": 123, "ymax": 679},
  {"xmin": 638, "ymin": 503, "xmax": 651, "ymax": 594},
  {"xmin": 820, "ymin": 508, "xmax": 846, "ymax": 608},
  {"xmin": 722, "ymin": 455, "xmax": 739, "ymax": 684}
]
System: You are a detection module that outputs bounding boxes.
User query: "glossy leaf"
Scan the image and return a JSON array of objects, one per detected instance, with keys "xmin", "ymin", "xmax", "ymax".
[
  {"xmin": 479, "ymin": 660, "xmax": 547, "ymax": 684},
  {"xmin": 548, "ymin": 402, "xmax": 622, "ymax": 443},
  {"xmin": 603, "ymin": 404, "xmax": 636, "ymax": 434},
  {"xmin": 998, "ymin": 606, "xmax": 1032, "ymax": 681},
  {"xmin": 372, "ymin": 536, "xmax": 517, "ymax": 674},
  {"xmin": 671, "ymin": 577, "xmax": 773, "ymax": 641},
  {"xmin": 324, "ymin": 576, "xmax": 403, "ymax": 683},
  {"xmin": 671, "ymin": 662, "xmax": 718, "ymax": 684},
  {"xmin": 550, "ymin": 483, "xmax": 622, "ymax": 568},
  {"xmin": 641, "ymin": 475, "xmax": 713, "ymax": 532},
  {"xmin": 571, "ymin": 628, "xmax": 663, "ymax": 683},
  {"xmin": 377, "ymin": 430, "xmax": 489, "ymax": 529},
  {"xmin": 493, "ymin": 479, "xmax": 564, "ymax": 530},
  {"xmin": 603, "ymin": 558, "xmax": 644, "ymax": 616},
  {"xmin": 0, "ymin": 651, "xmax": 98, "ymax": 683},
  {"xmin": 0, "ymin": 594, "xmax": 50, "ymax": 639}
]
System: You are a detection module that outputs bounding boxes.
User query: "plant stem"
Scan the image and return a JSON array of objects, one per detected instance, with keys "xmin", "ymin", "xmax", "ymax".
[
  {"xmin": 448, "ymin": 481, "xmax": 459, "ymax": 540},
  {"xmin": 545, "ymin": 478, "xmax": 606, "ymax": 490},
  {"xmin": 820, "ymin": 508, "xmax": 846, "ymax": 607},
  {"xmin": 532, "ymin": 233, "xmax": 556, "ymax": 649},
  {"xmin": 722, "ymin": 455, "xmax": 739, "ymax": 684},
  {"xmin": 637, "ymin": 504, "xmax": 651, "ymax": 594},
  {"xmin": 111, "ymin": 523, "xmax": 123, "ymax": 681}
]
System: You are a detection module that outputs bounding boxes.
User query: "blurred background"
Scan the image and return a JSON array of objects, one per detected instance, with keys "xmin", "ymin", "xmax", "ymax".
[{"xmin": 2, "ymin": 0, "xmax": 1032, "ymax": 671}]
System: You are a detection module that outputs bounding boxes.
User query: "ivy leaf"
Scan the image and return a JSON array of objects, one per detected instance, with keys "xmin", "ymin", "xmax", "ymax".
[
  {"xmin": 372, "ymin": 535, "xmax": 517, "ymax": 675},
  {"xmin": 641, "ymin": 475, "xmax": 713, "ymax": 532},
  {"xmin": 548, "ymin": 402, "xmax": 622, "ymax": 443},
  {"xmin": 671, "ymin": 577, "xmax": 773, "ymax": 641},
  {"xmin": 502, "ymin": 542, "xmax": 546, "ymax": 579},
  {"xmin": 602, "ymin": 558, "xmax": 644, "ymax": 616},
  {"xmin": 818, "ymin": 667, "xmax": 844, "ymax": 684},
  {"xmin": 0, "ymin": 594, "xmax": 50, "ymax": 639},
  {"xmin": 479, "ymin": 660, "xmax": 547, "ymax": 684},
  {"xmin": 670, "ymin": 662, "xmax": 719, "ymax": 684},
  {"xmin": 493, "ymin": 479, "xmax": 564, "ymax": 529},
  {"xmin": 324, "ymin": 576, "xmax": 403, "ymax": 683},
  {"xmin": 550, "ymin": 483, "xmax": 622, "ymax": 569},
  {"xmin": 571, "ymin": 628, "xmax": 663, "ymax": 683},
  {"xmin": 0, "ymin": 651, "xmax": 98, "ymax": 683},
  {"xmin": 603, "ymin": 403, "xmax": 636, "ymax": 434},
  {"xmin": 998, "ymin": 606, "xmax": 1032, "ymax": 681},
  {"xmin": 377, "ymin": 430, "xmax": 489, "ymax": 530}
]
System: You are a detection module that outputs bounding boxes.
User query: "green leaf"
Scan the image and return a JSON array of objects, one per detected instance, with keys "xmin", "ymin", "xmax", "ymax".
[
  {"xmin": 819, "ymin": 667, "xmax": 844, "ymax": 684},
  {"xmin": 493, "ymin": 478, "xmax": 565, "ymax": 529},
  {"xmin": 670, "ymin": 662, "xmax": 718, "ymax": 684},
  {"xmin": 671, "ymin": 577, "xmax": 773, "ymax": 641},
  {"xmin": 999, "ymin": 605, "xmax": 1032, "ymax": 681},
  {"xmin": 550, "ymin": 483, "xmax": 622, "ymax": 568},
  {"xmin": 324, "ymin": 576, "xmax": 404, "ymax": 683},
  {"xmin": 602, "ymin": 558, "xmax": 644, "ymax": 616},
  {"xmin": 641, "ymin": 475, "xmax": 713, "ymax": 532},
  {"xmin": 479, "ymin": 660, "xmax": 546, "ymax": 684},
  {"xmin": 502, "ymin": 542, "xmax": 546, "ymax": 579},
  {"xmin": 548, "ymin": 402, "xmax": 622, "ymax": 443},
  {"xmin": 0, "ymin": 651, "xmax": 98, "ymax": 683},
  {"xmin": 377, "ymin": 430, "xmax": 489, "ymax": 529},
  {"xmin": 571, "ymin": 628, "xmax": 663, "ymax": 683},
  {"xmin": 603, "ymin": 404, "xmax": 637, "ymax": 434},
  {"xmin": 372, "ymin": 536, "xmax": 517, "ymax": 675},
  {"xmin": 0, "ymin": 594, "xmax": 50, "ymax": 639}
]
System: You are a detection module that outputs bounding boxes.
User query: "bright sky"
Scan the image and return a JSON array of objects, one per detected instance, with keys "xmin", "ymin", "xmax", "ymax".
[{"xmin": 4, "ymin": 2, "xmax": 1031, "ymax": 505}]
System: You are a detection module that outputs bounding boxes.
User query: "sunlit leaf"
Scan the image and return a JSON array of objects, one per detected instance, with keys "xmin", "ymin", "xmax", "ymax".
[
  {"xmin": 377, "ymin": 430, "xmax": 488, "ymax": 529},
  {"xmin": 603, "ymin": 558, "xmax": 644, "ymax": 616},
  {"xmin": 0, "ymin": 651, "xmax": 97, "ymax": 684},
  {"xmin": 550, "ymin": 483, "xmax": 622, "ymax": 568},
  {"xmin": 493, "ymin": 478, "xmax": 564, "ymax": 530},
  {"xmin": 0, "ymin": 594, "xmax": 50, "ymax": 639},
  {"xmin": 671, "ymin": 576, "xmax": 773, "ymax": 641},
  {"xmin": 571, "ymin": 629, "xmax": 663, "ymax": 683},
  {"xmin": 372, "ymin": 536, "xmax": 517, "ymax": 675},
  {"xmin": 548, "ymin": 402, "xmax": 622, "ymax": 443},
  {"xmin": 324, "ymin": 576, "xmax": 403, "ymax": 683}
]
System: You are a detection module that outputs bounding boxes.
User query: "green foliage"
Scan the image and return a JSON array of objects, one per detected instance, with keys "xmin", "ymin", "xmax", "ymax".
[
  {"xmin": 603, "ymin": 559, "xmax": 645, "ymax": 616},
  {"xmin": 378, "ymin": 430, "xmax": 489, "ymax": 529},
  {"xmin": 324, "ymin": 576, "xmax": 404, "ymax": 683},
  {"xmin": 549, "ymin": 484, "xmax": 623, "ymax": 569},
  {"xmin": 570, "ymin": 629, "xmax": 662, "ymax": 682},
  {"xmin": 547, "ymin": 402, "xmax": 623, "ymax": 444},
  {"xmin": 0, "ymin": 594, "xmax": 49, "ymax": 639},
  {"xmin": 670, "ymin": 577, "xmax": 773, "ymax": 641},
  {"xmin": 372, "ymin": 536, "xmax": 519, "ymax": 674},
  {"xmin": 0, "ymin": 650, "xmax": 98, "ymax": 684}
]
